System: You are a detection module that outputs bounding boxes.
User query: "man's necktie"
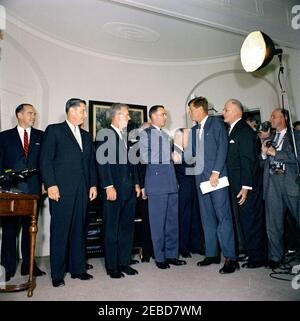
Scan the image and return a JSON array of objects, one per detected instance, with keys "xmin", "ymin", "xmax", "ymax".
[
  {"xmin": 273, "ymin": 132, "xmax": 281, "ymax": 147},
  {"xmin": 24, "ymin": 129, "xmax": 29, "ymax": 158},
  {"xmin": 196, "ymin": 123, "xmax": 204, "ymax": 175},
  {"xmin": 74, "ymin": 126, "xmax": 83, "ymax": 150}
]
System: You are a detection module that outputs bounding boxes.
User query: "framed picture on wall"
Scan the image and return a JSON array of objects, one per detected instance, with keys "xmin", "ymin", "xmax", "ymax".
[{"xmin": 88, "ymin": 100, "xmax": 147, "ymax": 140}]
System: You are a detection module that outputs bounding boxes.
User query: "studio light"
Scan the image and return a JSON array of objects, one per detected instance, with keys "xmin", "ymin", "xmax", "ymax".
[
  {"xmin": 240, "ymin": 31, "xmax": 282, "ymax": 72},
  {"xmin": 240, "ymin": 30, "xmax": 299, "ymax": 163}
]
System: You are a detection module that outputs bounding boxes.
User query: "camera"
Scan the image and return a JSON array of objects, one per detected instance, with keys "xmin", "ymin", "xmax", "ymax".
[{"xmin": 265, "ymin": 139, "xmax": 277, "ymax": 148}]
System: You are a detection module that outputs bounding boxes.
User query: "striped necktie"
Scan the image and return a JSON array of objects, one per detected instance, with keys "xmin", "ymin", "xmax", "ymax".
[{"xmin": 24, "ymin": 129, "xmax": 29, "ymax": 158}]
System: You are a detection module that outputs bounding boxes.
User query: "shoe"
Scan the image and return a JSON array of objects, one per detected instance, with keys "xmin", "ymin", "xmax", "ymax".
[
  {"xmin": 242, "ymin": 261, "xmax": 266, "ymax": 269},
  {"xmin": 5, "ymin": 272, "xmax": 15, "ymax": 282},
  {"xmin": 267, "ymin": 260, "xmax": 281, "ymax": 269},
  {"xmin": 237, "ymin": 254, "xmax": 249, "ymax": 262},
  {"xmin": 52, "ymin": 279, "xmax": 65, "ymax": 287},
  {"xmin": 156, "ymin": 261, "xmax": 170, "ymax": 269},
  {"xmin": 141, "ymin": 257, "xmax": 150, "ymax": 263},
  {"xmin": 166, "ymin": 258, "xmax": 187, "ymax": 266},
  {"xmin": 197, "ymin": 256, "xmax": 221, "ymax": 266},
  {"xmin": 107, "ymin": 270, "xmax": 125, "ymax": 278},
  {"xmin": 130, "ymin": 259, "xmax": 139, "ymax": 265},
  {"xmin": 86, "ymin": 263, "xmax": 93, "ymax": 270},
  {"xmin": 219, "ymin": 259, "xmax": 240, "ymax": 274},
  {"xmin": 21, "ymin": 265, "xmax": 46, "ymax": 277},
  {"xmin": 180, "ymin": 252, "xmax": 192, "ymax": 258},
  {"xmin": 119, "ymin": 266, "xmax": 138, "ymax": 275},
  {"xmin": 71, "ymin": 272, "xmax": 93, "ymax": 280}
]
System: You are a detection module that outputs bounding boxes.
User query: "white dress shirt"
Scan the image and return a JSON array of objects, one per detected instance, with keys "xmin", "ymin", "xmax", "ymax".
[
  {"xmin": 17, "ymin": 126, "xmax": 31, "ymax": 147},
  {"xmin": 66, "ymin": 120, "xmax": 83, "ymax": 151}
]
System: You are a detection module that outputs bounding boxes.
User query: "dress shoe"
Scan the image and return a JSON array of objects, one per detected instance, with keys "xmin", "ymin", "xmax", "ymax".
[
  {"xmin": 5, "ymin": 272, "xmax": 15, "ymax": 282},
  {"xmin": 237, "ymin": 254, "xmax": 249, "ymax": 262},
  {"xmin": 156, "ymin": 261, "xmax": 170, "ymax": 269},
  {"xmin": 130, "ymin": 259, "xmax": 139, "ymax": 265},
  {"xmin": 219, "ymin": 259, "xmax": 240, "ymax": 274},
  {"xmin": 166, "ymin": 258, "xmax": 187, "ymax": 266},
  {"xmin": 86, "ymin": 263, "xmax": 93, "ymax": 270},
  {"xmin": 71, "ymin": 272, "xmax": 93, "ymax": 280},
  {"xmin": 21, "ymin": 266, "xmax": 46, "ymax": 277},
  {"xmin": 119, "ymin": 266, "xmax": 138, "ymax": 275},
  {"xmin": 107, "ymin": 270, "xmax": 125, "ymax": 278},
  {"xmin": 267, "ymin": 260, "xmax": 281, "ymax": 269},
  {"xmin": 52, "ymin": 279, "xmax": 65, "ymax": 287},
  {"xmin": 197, "ymin": 256, "xmax": 221, "ymax": 266},
  {"xmin": 242, "ymin": 261, "xmax": 266, "ymax": 269},
  {"xmin": 180, "ymin": 251, "xmax": 192, "ymax": 258},
  {"xmin": 141, "ymin": 257, "xmax": 150, "ymax": 263}
]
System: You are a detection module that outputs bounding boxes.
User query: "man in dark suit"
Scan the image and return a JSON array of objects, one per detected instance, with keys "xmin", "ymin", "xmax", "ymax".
[
  {"xmin": 0, "ymin": 103, "xmax": 46, "ymax": 281},
  {"xmin": 224, "ymin": 99, "xmax": 266, "ymax": 268},
  {"xmin": 139, "ymin": 105, "xmax": 186, "ymax": 269},
  {"xmin": 96, "ymin": 103, "xmax": 141, "ymax": 278},
  {"xmin": 261, "ymin": 108, "xmax": 300, "ymax": 268},
  {"xmin": 186, "ymin": 97, "xmax": 239, "ymax": 274},
  {"xmin": 40, "ymin": 98, "xmax": 97, "ymax": 287}
]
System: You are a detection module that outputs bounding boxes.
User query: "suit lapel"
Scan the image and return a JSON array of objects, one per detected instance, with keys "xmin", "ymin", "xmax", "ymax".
[
  {"xmin": 229, "ymin": 119, "xmax": 242, "ymax": 139},
  {"xmin": 28, "ymin": 128, "xmax": 37, "ymax": 155},
  {"xmin": 12, "ymin": 127, "xmax": 25, "ymax": 157},
  {"xmin": 63, "ymin": 121, "xmax": 83, "ymax": 152}
]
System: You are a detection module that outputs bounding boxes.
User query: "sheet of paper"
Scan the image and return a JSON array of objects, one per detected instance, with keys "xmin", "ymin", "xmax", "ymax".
[{"xmin": 200, "ymin": 176, "xmax": 230, "ymax": 194}]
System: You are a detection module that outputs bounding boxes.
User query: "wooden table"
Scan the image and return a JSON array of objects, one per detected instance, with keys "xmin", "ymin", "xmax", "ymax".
[{"xmin": 0, "ymin": 192, "xmax": 39, "ymax": 297}]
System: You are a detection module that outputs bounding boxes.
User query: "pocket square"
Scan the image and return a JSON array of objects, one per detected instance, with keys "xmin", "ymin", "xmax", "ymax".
[
  {"xmin": 229, "ymin": 140, "xmax": 235, "ymax": 143},
  {"xmin": 35, "ymin": 142, "xmax": 40, "ymax": 145}
]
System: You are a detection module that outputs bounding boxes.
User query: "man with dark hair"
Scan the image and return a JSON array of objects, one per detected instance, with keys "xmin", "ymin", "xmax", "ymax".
[
  {"xmin": 139, "ymin": 105, "xmax": 186, "ymax": 269},
  {"xmin": 96, "ymin": 103, "xmax": 141, "ymax": 278},
  {"xmin": 224, "ymin": 99, "xmax": 266, "ymax": 268},
  {"xmin": 40, "ymin": 98, "xmax": 97, "ymax": 287},
  {"xmin": 186, "ymin": 97, "xmax": 239, "ymax": 274},
  {"xmin": 0, "ymin": 103, "xmax": 46, "ymax": 281}
]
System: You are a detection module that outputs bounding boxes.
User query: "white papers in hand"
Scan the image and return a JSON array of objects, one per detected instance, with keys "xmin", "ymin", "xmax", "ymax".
[{"xmin": 200, "ymin": 176, "xmax": 230, "ymax": 194}]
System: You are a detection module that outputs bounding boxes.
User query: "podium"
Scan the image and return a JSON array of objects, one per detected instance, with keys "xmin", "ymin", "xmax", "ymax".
[{"xmin": 0, "ymin": 192, "xmax": 39, "ymax": 297}]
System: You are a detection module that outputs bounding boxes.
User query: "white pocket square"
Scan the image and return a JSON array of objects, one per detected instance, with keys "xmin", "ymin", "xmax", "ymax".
[
  {"xmin": 35, "ymin": 142, "xmax": 40, "ymax": 145},
  {"xmin": 229, "ymin": 140, "xmax": 235, "ymax": 143}
]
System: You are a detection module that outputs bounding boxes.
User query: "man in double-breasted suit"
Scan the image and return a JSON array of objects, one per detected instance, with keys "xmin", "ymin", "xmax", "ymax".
[
  {"xmin": 186, "ymin": 97, "xmax": 239, "ymax": 274},
  {"xmin": 0, "ymin": 103, "xmax": 46, "ymax": 281},
  {"xmin": 40, "ymin": 98, "xmax": 97, "ymax": 287},
  {"xmin": 96, "ymin": 103, "xmax": 140, "ymax": 278},
  {"xmin": 224, "ymin": 99, "xmax": 266, "ymax": 268},
  {"xmin": 261, "ymin": 108, "xmax": 300, "ymax": 268},
  {"xmin": 139, "ymin": 105, "xmax": 186, "ymax": 269}
]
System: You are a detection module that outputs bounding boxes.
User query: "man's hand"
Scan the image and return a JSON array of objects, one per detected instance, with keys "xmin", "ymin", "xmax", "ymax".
[
  {"xmin": 266, "ymin": 146, "xmax": 276, "ymax": 157},
  {"xmin": 209, "ymin": 172, "xmax": 219, "ymax": 187},
  {"xmin": 141, "ymin": 188, "xmax": 147, "ymax": 200},
  {"xmin": 89, "ymin": 186, "xmax": 97, "ymax": 201},
  {"xmin": 237, "ymin": 188, "xmax": 248, "ymax": 205},
  {"xmin": 48, "ymin": 185, "xmax": 60, "ymax": 202},
  {"xmin": 135, "ymin": 184, "xmax": 141, "ymax": 198},
  {"xmin": 106, "ymin": 186, "xmax": 117, "ymax": 201},
  {"xmin": 261, "ymin": 141, "xmax": 268, "ymax": 156}
]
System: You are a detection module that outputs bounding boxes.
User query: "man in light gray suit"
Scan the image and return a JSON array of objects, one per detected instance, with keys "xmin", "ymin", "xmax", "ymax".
[{"xmin": 261, "ymin": 108, "xmax": 300, "ymax": 269}]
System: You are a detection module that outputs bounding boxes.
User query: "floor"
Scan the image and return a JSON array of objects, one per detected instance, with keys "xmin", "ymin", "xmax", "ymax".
[{"xmin": 1, "ymin": 254, "xmax": 299, "ymax": 301}]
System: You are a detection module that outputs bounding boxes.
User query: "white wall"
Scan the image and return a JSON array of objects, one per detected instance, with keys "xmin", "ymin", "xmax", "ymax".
[{"xmin": 1, "ymin": 19, "xmax": 300, "ymax": 256}]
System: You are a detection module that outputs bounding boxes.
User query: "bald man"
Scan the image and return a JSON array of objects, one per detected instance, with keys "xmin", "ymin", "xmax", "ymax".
[
  {"xmin": 224, "ymin": 99, "xmax": 266, "ymax": 268},
  {"xmin": 261, "ymin": 108, "xmax": 300, "ymax": 268}
]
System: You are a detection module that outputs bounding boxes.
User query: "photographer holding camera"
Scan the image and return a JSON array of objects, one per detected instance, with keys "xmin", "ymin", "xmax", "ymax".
[{"xmin": 261, "ymin": 108, "xmax": 300, "ymax": 269}]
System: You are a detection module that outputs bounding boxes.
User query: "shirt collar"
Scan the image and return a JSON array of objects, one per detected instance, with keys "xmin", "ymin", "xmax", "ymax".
[
  {"xmin": 277, "ymin": 128, "xmax": 287, "ymax": 135},
  {"xmin": 111, "ymin": 124, "xmax": 123, "ymax": 139},
  {"xmin": 199, "ymin": 115, "xmax": 209, "ymax": 128},
  {"xmin": 229, "ymin": 118, "xmax": 242, "ymax": 132},
  {"xmin": 17, "ymin": 126, "xmax": 31, "ymax": 135},
  {"xmin": 152, "ymin": 124, "xmax": 162, "ymax": 131},
  {"xmin": 66, "ymin": 119, "xmax": 78, "ymax": 131}
]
